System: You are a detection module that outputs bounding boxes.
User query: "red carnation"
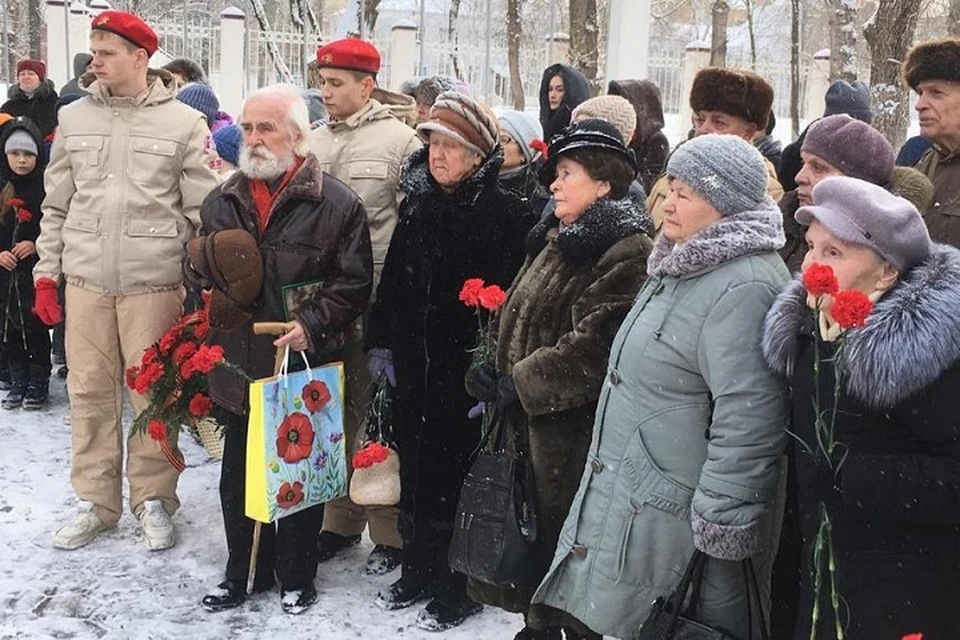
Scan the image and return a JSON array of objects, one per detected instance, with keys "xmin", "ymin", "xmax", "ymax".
[
  {"xmin": 147, "ymin": 419, "xmax": 167, "ymax": 442},
  {"xmin": 141, "ymin": 346, "xmax": 159, "ymax": 366},
  {"xmin": 158, "ymin": 327, "xmax": 180, "ymax": 355},
  {"xmin": 352, "ymin": 442, "xmax": 391, "ymax": 469},
  {"xmin": 276, "ymin": 412, "xmax": 315, "ymax": 463},
  {"xmin": 459, "ymin": 278, "xmax": 485, "ymax": 307},
  {"xmin": 173, "ymin": 341, "xmax": 198, "ymax": 364},
  {"xmin": 15, "ymin": 208, "xmax": 31, "ymax": 223},
  {"xmin": 530, "ymin": 138, "xmax": 548, "ymax": 159},
  {"xmin": 194, "ymin": 320, "xmax": 209, "ymax": 341},
  {"xmin": 133, "ymin": 362, "xmax": 164, "ymax": 394},
  {"xmin": 302, "ymin": 380, "xmax": 331, "ymax": 414},
  {"xmin": 802, "ymin": 263, "xmax": 839, "ymax": 297},
  {"xmin": 276, "ymin": 481, "xmax": 305, "ymax": 509},
  {"xmin": 831, "ymin": 289, "xmax": 873, "ymax": 329},
  {"xmin": 190, "ymin": 344, "xmax": 224, "ymax": 374},
  {"xmin": 125, "ymin": 365, "xmax": 139, "ymax": 390},
  {"xmin": 478, "ymin": 285, "xmax": 507, "ymax": 311},
  {"xmin": 180, "ymin": 358, "xmax": 197, "ymax": 380},
  {"xmin": 902, "ymin": 635, "xmax": 923, "ymax": 640},
  {"xmin": 7, "ymin": 197, "xmax": 24, "ymax": 209},
  {"xmin": 188, "ymin": 392, "xmax": 213, "ymax": 417}
]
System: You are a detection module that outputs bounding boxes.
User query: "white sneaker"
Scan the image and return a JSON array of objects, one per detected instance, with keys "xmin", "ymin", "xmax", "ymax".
[
  {"xmin": 62, "ymin": 413, "xmax": 71, "ymax": 426},
  {"xmin": 139, "ymin": 499, "xmax": 175, "ymax": 551},
  {"xmin": 53, "ymin": 511, "xmax": 110, "ymax": 550}
]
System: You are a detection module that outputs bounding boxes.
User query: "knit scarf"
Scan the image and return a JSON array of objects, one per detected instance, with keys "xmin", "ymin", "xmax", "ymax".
[{"xmin": 248, "ymin": 157, "xmax": 304, "ymax": 231}]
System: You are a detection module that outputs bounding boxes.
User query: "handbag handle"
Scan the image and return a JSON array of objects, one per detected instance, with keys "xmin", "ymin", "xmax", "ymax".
[
  {"xmin": 742, "ymin": 558, "xmax": 771, "ymax": 640},
  {"xmin": 277, "ymin": 344, "xmax": 314, "ymax": 386}
]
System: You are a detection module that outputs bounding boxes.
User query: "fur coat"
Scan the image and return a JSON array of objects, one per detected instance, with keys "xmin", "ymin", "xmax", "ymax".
[
  {"xmin": 467, "ymin": 194, "xmax": 653, "ymax": 623},
  {"xmin": 762, "ymin": 245, "xmax": 960, "ymax": 639}
]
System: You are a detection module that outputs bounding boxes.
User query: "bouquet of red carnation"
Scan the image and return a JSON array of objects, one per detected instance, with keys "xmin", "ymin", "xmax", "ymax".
[
  {"xmin": 459, "ymin": 277, "xmax": 508, "ymax": 431},
  {"xmin": 349, "ymin": 373, "xmax": 401, "ymax": 506},
  {"xmin": 125, "ymin": 306, "xmax": 246, "ymax": 470}
]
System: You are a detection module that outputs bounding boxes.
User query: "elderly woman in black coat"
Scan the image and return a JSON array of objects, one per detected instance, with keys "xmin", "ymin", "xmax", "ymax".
[
  {"xmin": 763, "ymin": 176, "xmax": 960, "ymax": 639},
  {"xmin": 366, "ymin": 91, "xmax": 534, "ymax": 632}
]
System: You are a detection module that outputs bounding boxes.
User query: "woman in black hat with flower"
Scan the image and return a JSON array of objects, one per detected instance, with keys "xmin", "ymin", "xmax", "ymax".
[{"xmin": 465, "ymin": 119, "xmax": 654, "ymax": 640}]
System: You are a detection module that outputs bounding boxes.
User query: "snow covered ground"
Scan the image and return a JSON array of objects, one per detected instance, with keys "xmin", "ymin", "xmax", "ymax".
[{"xmin": 0, "ymin": 380, "xmax": 524, "ymax": 639}]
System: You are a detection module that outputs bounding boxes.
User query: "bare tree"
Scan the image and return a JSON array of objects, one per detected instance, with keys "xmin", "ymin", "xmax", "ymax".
[
  {"xmin": 864, "ymin": 0, "xmax": 922, "ymax": 147},
  {"xmin": 448, "ymin": 0, "xmax": 462, "ymax": 80},
  {"xmin": 710, "ymin": 0, "xmax": 728, "ymax": 67},
  {"xmin": 251, "ymin": 0, "xmax": 294, "ymax": 83},
  {"xmin": 507, "ymin": 0, "xmax": 525, "ymax": 110},
  {"xmin": 790, "ymin": 0, "xmax": 801, "ymax": 138},
  {"xmin": 569, "ymin": 0, "xmax": 599, "ymax": 92},
  {"xmin": 950, "ymin": 0, "xmax": 960, "ymax": 35},
  {"xmin": 828, "ymin": 0, "xmax": 858, "ymax": 81},
  {"xmin": 362, "ymin": 0, "xmax": 381, "ymax": 36},
  {"xmin": 744, "ymin": 0, "xmax": 757, "ymax": 69}
]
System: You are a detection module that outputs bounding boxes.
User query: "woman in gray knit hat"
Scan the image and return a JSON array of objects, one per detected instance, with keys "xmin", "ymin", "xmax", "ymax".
[
  {"xmin": 366, "ymin": 91, "xmax": 536, "ymax": 631},
  {"xmin": 763, "ymin": 176, "xmax": 960, "ymax": 639},
  {"xmin": 532, "ymin": 134, "xmax": 790, "ymax": 639}
]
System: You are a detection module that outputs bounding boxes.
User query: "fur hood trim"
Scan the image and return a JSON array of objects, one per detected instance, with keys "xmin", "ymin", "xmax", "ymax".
[
  {"xmin": 762, "ymin": 244, "xmax": 960, "ymax": 409},
  {"xmin": 399, "ymin": 144, "xmax": 504, "ymax": 207},
  {"xmin": 647, "ymin": 197, "xmax": 785, "ymax": 278},
  {"xmin": 220, "ymin": 153, "xmax": 325, "ymax": 217},
  {"xmin": 525, "ymin": 190, "xmax": 652, "ymax": 263}
]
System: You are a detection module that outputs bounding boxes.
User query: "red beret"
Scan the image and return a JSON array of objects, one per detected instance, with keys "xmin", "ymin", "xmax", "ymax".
[
  {"xmin": 91, "ymin": 11, "xmax": 158, "ymax": 57},
  {"xmin": 16, "ymin": 60, "xmax": 46, "ymax": 82},
  {"xmin": 316, "ymin": 38, "xmax": 381, "ymax": 74}
]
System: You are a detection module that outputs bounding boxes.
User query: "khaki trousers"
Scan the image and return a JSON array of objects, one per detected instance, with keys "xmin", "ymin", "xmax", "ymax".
[
  {"xmin": 322, "ymin": 341, "xmax": 402, "ymax": 548},
  {"xmin": 66, "ymin": 284, "xmax": 185, "ymax": 526}
]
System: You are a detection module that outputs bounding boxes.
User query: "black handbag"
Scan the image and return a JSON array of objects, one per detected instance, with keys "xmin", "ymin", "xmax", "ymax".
[
  {"xmin": 633, "ymin": 550, "xmax": 770, "ymax": 640},
  {"xmin": 448, "ymin": 406, "xmax": 544, "ymax": 587}
]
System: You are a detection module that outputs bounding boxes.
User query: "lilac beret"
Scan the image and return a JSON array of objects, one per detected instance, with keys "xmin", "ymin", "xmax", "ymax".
[{"xmin": 801, "ymin": 114, "xmax": 894, "ymax": 186}]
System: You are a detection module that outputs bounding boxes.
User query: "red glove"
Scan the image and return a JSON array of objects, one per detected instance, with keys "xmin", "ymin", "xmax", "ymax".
[{"xmin": 33, "ymin": 277, "xmax": 63, "ymax": 326}]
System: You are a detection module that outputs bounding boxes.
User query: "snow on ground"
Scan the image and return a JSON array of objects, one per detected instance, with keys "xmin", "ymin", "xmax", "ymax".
[{"xmin": 0, "ymin": 379, "xmax": 523, "ymax": 639}]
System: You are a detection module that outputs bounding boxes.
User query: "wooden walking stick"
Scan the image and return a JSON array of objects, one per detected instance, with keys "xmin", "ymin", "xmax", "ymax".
[{"xmin": 246, "ymin": 321, "xmax": 295, "ymax": 595}]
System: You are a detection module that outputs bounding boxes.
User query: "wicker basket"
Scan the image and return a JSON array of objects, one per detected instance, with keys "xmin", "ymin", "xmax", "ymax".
[{"xmin": 193, "ymin": 417, "xmax": 224, "ymax": 460}]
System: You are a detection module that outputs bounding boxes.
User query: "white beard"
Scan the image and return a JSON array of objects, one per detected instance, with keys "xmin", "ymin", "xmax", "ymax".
[{"xmin": 238, "ymin": 144, "xmax": 296, "ymax": 181}]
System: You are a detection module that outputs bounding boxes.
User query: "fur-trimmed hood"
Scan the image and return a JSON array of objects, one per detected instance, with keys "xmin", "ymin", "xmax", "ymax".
[
  {"xmin": 762, "ymin": 243, "xmax": 960, "ymax": 410},
  {"xmin": 525, "ymin": 188, "xmax": 652, "ymax": 263},
  {"xmin": 220, "ymin": 153, "xmax": 325, "ymax": 217},
  {"xmin": 399, "ymin": 144, "xmax": 505, "ymax": 209},
  {"xmin": 647, "ymin": 196, "xmax": 785, "ymax": 278}
]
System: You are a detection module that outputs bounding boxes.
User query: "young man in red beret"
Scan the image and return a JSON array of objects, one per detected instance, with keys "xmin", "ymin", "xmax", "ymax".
[
  {"xmin": 34, "ymin": 10, "xmax": 219, "ymax": 552},
  {"xmin": 308, "ymin": 38, "xmax": 420, "ymax": 577},
  {"xmin": 0, "ymin": 59, "xmax": 59, "ymax": 138}
]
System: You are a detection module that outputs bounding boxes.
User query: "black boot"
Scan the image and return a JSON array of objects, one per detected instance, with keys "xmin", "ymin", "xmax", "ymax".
[
  {"xmin": 316, "ymin": 530, "xmax": 361, "ymax": 562},
  {"xmin": 375, "ymin": 573, "xmax": 431, "ymax": 611},
  {"xmin": 514, "ymin": 627, "xmax": 564, "ymax": 640},
  {"xmin": 23, "ymin": 378, "xmax": 49, "ymax": 411},
  {"xmin": 0, "ymin": 368, "xmax": 10, "ymax": 391},
  {"xmin": 562, "ymin": 628, "xmax": 602, "ymax": 640},
  {"xmin": 201, "ymin": 578, "xmax": 274, "ymax": 613},
  {"xmin": 365, "ymin": 544, "xmax": 402, "ymax": 575},
  {"xmin": 280, "ymin": 583, "xmax": 317, "ymax": 615},
  {"xmin": 415, "ymin": 596, "xmax": 483, "ymax": 631}
]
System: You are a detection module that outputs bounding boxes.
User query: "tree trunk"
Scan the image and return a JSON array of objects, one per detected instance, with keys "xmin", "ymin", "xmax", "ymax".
[
  {"xmin": 506, "ymin": 0, "xmax": 525, "ymax": 110},
  {"xmin": 27, "ymin": 0, "xmax": 41, "ymax": 59},
  {"xmin": 448, "ymin": 0, "xmax": 462, "ymax": 80},
  {"xmin": 251, "ymin": 0, "xmax": 295, "ymax": 83},
  {"xmin": 950, "ymin": 0, "xmax": 960, "ymax": 36},
  {"xmin": 710, "ymin": 0, "xmax": 728, "ymax": 68},
  {"xmin": 569, "ymin": 0, "xmax": 599, "ymax": 93},
  {"xmin": 745, "ymin": 0, "xmax": 757, "ymax": 70},
  {"xmin": 790, "ymin": 0, "xmax": 800, "ymax": 138},
  {"xmin": 828, "ymin": 0, "xmax": 858, "ymax": 81},
  {"xmin": 864, "ymin": 0, "xmax": 921, "ymax": 149}
]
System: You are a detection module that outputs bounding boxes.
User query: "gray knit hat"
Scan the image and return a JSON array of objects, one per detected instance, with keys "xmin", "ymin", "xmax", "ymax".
[
  {"xmin": 417, "ymin": 91, "xmax": 499, "ymax": 156},
  {"xmin": 666, "ymin": 134, "xmax": 768, "ymax": 217},
  {"xmin": 801, "ymin": 114, "xmax": 894, "ymax": 186},
  {"xmin": 823, "ymin": 79, "xmax": 873, "ymax": 124},
  {"xmin": 4, "ymin": 129, "xmax": 37, "ymax": 156},
  {"xmin": 796, "ymin": 176, "xmax": 931, "ymax": 271},
  {"xmin": 498, "ymin": 110, "xmax": 543, "ymax": 165}
]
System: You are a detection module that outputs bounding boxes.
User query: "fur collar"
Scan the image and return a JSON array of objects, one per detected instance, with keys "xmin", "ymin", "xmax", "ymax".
[
  {"xmin": 220, "ymin": 153, "xmax": 325, "ymax": 220},
  {"xmin": 647, "ymin": 197, "xmax": 785, "ymax": 278},
  {"xmin": 762, "ymin": 244, "xmax": 960, "ymax": 409},
  {"xmin": 525, "ymin": 190, "xmax": 652, "ymax": 263},
  {"xmin": 399, "ymin": 145, "xmax": 504, "ymax": 208}
]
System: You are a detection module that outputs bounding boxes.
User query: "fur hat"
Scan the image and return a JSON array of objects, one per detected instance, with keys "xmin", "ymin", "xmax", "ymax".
[
  {"xmin": 186, "ymin": 229, "xmax": 264, "ymax": 332},
  {"xmin": 903, "ymin": 38, "xmax": 960, "ymax": 90},
  {"xmin": 417, "ymin": 91, "xmax": 499, "ymax": 157},
  {"xmin": 887, "ymin": 166, "xmax": 934, "ymax": 213},
  {"xmin": 689, "ymin": 67, "xmax": 774, "ymax": 129},
  {"xmin": 572, "ymin": 95, "xmax": 638, "ymax": 145}
]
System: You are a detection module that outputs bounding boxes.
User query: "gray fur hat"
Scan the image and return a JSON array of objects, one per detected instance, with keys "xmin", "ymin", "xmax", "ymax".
[
  {"xmin": 796, "ymin": 176, "xmax": 932, "ymax": 271},
  {"xmin": 666, "ymin": 134, "xmax": 768, "ymax": 217}
]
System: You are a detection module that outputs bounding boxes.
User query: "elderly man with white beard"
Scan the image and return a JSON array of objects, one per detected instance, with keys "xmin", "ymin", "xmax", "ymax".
[{"xmin": 186, "ymin": 83, "xmax": 373, "ymax": 615}]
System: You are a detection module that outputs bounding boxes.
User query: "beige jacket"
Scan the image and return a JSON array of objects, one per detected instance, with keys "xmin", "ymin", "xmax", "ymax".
[
  {"xmin": 646, "ymin": 157, "xmax": 784, "ymax": 231},
  {"xmin": 36, "ymin": 69, "xmax": 219, "ymax": 295},
  {"xmin": 308, "ymin": 90, "xmax": 421, "ymax": 295}
]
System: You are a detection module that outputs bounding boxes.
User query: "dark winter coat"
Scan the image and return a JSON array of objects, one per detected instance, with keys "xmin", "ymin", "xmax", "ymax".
[
  {"xmin": 1, "ymin": 80, "xmax": 58, "ymax": 139},
  {"xmin": 607, "ymin": 79, "xmax": 670, "ymax": 193},
  {"xmin": 0, "ymin": 118, "xmax": 45, "ymax": 335},
  {"xmin": 754, "ymin": 134, "xmax": 783, "ymax": 175},
  {"xmin": 467, "ymin": 195, "xmax": 653, "ymax": 624},
  {"xmin": 762, "ymin": 247, "xmax": 960, "ymax": 640},
  {"xmin": 538, "ymin": 64, "xmax": 592, "ymax": 142},
  {"xmin": 366, "ymin": 146, "xmax": 534, "ymax": 551},
  {"xmin": 499, "ymin": 162, "xmax": 550, "ymax": 217},
  {"xmin": 190, "ymin": 154, "xmax": 373, "ymax": 415},
  {"xmin": 778, "ymin": 126, "xmax": 808, "ymax": 193},
  {"xmin": 60, "ymin": 53, "xmax": 93, "ymax": 98}
]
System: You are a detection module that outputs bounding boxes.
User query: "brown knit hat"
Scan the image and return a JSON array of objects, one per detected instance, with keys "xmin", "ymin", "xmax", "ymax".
[
  {"xmin": 572, "ymin": 95, "xmax": 638, "ymax": 145},
  {"xmin": 689, "ymin": 67, "xmax": 774, "ymax": 129},
  {"xmin": 902, "ymin": 38, "xmax": 960, "ymax": 90},
  {"xmin": 186, "ymin": 229, "xmax": 264, "ymax": 333},
  {"xmin": 416, "ymin": 91, "xmax": 500, "ymax": 156}
]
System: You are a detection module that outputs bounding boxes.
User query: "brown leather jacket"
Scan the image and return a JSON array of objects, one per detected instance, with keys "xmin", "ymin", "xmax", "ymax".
[{"xmin": 188, "ymin": 154, "xmax": 373, "ymax": 414}]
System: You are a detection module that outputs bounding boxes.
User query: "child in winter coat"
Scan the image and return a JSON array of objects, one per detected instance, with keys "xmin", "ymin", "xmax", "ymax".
[{"xmin": 0, "ymin": 117, "xmax": 50, "ymax": 409}]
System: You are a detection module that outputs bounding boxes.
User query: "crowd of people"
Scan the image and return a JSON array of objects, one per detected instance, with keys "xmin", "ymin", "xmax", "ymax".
[{"xmin": 7, "ymin": 7, "xmax": 960, "ymax": 639}]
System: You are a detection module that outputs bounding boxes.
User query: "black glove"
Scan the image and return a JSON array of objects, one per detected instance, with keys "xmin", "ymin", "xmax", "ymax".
[
  {"xmin": 494, "ymin": 374, "xmax": 519, "ymax": 411},
  {"xmin": 468, "ymin": 364, "xmax": 499, "ymax": 402}
]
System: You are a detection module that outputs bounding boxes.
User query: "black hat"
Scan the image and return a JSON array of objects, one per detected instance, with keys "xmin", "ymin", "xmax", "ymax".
[{"xmin": 538, "ymin": 118, "xmax": 638, "ymax": 186}]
